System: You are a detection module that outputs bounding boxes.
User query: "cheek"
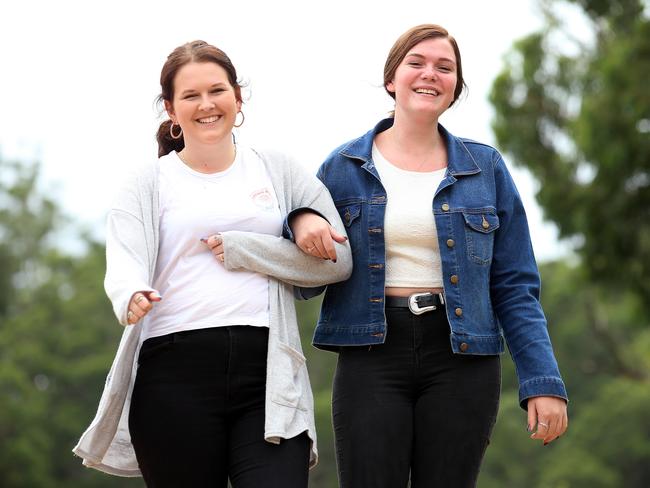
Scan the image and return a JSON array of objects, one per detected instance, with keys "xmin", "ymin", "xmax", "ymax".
[{"xmin": 446, "ymin": 75, "xmax": 458, "ymax": 91}]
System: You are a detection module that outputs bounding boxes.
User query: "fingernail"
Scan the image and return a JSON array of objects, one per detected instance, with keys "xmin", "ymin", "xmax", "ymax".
[
  {"xmin": 344, "ymin": 236, "xmax": 349, "ymax": 241},
  {"xmin": 332, "ymin": 259, "xmax": 337, "ymax": 263},
  {"xmin": 544, "ymin": 442, "xmax": 548, "ymax": 446},
  {"xmin": 527, "ymin": 424, "xmax": 532, "ymax": 433},
  {"xmin": 200, "ymin": 237, "xmax": 208, "ymax": 243}
]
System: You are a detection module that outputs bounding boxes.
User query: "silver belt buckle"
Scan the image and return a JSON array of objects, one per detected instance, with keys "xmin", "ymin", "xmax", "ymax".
[{"xmin": 408, "ymin": 292, "xmax": 436, "ymax": 315}]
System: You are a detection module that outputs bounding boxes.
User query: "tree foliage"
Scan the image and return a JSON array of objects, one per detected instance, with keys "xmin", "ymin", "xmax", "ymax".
[
  {"xmin": 485, "ymin": 1, "xmax": 650, "ymax": 486},
  {"xmin": 0, "ymin": 157, "xmax": 142, "ymax": 487},
  {"xmin": 489, "ymin": 0, "xmax": 650, "ymax": 303}
]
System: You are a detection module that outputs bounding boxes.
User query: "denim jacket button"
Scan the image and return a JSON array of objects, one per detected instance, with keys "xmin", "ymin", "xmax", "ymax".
[
  {"xmin": 441, "ymin": 203, "xmax": 450, "ymax": 211},
  {"xmin": 450, "ymin": 275, "xmax": 459, "ymax": 284},
  {"xmin": 460, "ymin": 342, "xmax": 469, "ymax": 352},
  {"xmin": 446, "ymin": 239, "xmax": 455, "ymax": 248},
  {"xmin": 455, "ymin": 307, "xmax": 463, "ymax": 317}
]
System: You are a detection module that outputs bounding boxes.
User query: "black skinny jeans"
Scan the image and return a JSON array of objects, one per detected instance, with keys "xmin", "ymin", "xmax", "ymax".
[
  {"xmin": 129, "ymin": 326, "xmax": 310, "ymax": 488},
  {"xmin": 332, "ymin": 306, "xmax": 501, "ymax": 488}
]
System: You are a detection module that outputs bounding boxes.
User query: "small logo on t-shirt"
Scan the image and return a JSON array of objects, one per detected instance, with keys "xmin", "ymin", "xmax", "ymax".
[{"xmin": 250, "ymin": 188, "xmax": 275, "ymax": 210}]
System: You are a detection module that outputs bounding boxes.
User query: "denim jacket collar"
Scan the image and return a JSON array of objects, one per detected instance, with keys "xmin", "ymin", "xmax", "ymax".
[{"xmin": 339, "ymin": 117, "xmax": 481, "ymax": 177}]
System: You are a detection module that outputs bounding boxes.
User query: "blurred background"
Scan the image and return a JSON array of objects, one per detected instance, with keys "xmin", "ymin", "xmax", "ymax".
[{"xmin": 1, "ymin": 0, "xmax": 648, "ymax": 486}]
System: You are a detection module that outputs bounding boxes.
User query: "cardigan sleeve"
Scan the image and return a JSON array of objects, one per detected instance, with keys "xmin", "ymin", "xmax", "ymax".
[
  {"xmin": 220, "ymin": 152, "xmax": 353, "ymax": 287},
  {"xmin": 104, "ymin": 167, "xmax": 157, "ymax": 326}
]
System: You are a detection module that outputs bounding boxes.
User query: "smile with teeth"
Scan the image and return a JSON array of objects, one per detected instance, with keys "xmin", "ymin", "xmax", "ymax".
[
  {"xmin": 197, "ymin": 115, "xmax": 221, "ymax": 124},
  {"xmin": 415, "ymin": 88, "xmax": 439, "ymax": 96}
]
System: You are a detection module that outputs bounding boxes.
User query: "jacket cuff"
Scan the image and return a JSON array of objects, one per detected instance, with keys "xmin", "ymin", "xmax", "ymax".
[{"xmin": 518, "ymin": 377, "xmax": 568, "ymax": 410}]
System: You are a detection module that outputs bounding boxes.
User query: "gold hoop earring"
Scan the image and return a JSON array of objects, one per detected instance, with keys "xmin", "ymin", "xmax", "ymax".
[
  {"xmin": 169, "ymin": 122, "xmax": 183, "ymax": 139},
  {"xmin": 234, "ymin": 111, "xmax": 245, "ymax": 128}
]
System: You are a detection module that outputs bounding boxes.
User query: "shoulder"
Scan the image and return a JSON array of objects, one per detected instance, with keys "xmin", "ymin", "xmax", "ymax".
[
  {"xmin": 110, "ymin": 158, "xmax": 159, "ymax": 211},
  {"xmin": 453, "ymin": 132, "xmax": 502, "ymax": 160},
  {"xmin": 115, "ymin": 158, "xmax": 159, "ymax": 193},
  {"xmin": 247, "ymin": 145, "xmax": 317, "ymax": 183},
  {"xmin": 446, "ymin": 131, "xmax": 506, "ymax": 172},
  {"xmin": 248, "ymin": 146, "xmax": 294, "ymax": 166}
]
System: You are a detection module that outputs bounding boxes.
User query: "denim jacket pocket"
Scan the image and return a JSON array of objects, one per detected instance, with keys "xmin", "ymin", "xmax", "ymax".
[
  {"xmin": 336, "ymin": 201, "xmax": 362, "ymax": 254},
  {"xmin": 271, "ymin": 342, "xmax": 308, "ymax": 411},
  {"xmin": 463, "ymin": 211, "xmax": 500, "ymax": 265}
]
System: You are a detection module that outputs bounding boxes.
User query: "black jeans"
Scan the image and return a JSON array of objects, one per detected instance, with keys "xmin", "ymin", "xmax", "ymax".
[
  {"xmin": 129, "ymin": 326, "xmax": 310, "ymax": 488},
  {"xmin": 332, "ymin": 306, "xmax": 501, "ymax": 488}
]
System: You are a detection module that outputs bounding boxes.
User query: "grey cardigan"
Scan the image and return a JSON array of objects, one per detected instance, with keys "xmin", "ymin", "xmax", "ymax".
[{"xmin": 73, "ymin": 148, "xmax": 352, "ymax": 476}]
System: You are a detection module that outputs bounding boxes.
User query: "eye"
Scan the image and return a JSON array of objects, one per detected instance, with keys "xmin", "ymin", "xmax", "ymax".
[
  {"xmin": 183, "ymin": 94, "xmax": 198, "ymax": 100},
  {"xmin": 407, "ymin": 61, "xmax": 422, "ymax": 67},
  {"xmin": 210, "ymin": 88, "xmax": 225, "ymax": 94},
  {"xmin": 438, "ymin": 66, "xmax": 453, "ymax": 73}
]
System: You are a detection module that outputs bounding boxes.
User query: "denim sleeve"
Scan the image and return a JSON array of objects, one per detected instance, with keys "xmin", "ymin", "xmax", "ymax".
[
  {"xmin": 287, "ymin": 165, "xmax": 332, "ymax": 299},
  {"xmin": 490, "ymin": 154, "xmax": 568, "ymax": 409}
]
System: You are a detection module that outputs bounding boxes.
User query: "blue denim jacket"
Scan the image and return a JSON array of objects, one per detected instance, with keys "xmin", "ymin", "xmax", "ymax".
[{"xmin": 302, "ymin": 118, "xmax": 567, "ymax": 406}]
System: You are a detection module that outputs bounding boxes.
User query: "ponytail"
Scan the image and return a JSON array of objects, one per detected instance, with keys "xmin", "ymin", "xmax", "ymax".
[{"xmin": 157, "ymin": 119, "xmax": 184, "ymax": 157}]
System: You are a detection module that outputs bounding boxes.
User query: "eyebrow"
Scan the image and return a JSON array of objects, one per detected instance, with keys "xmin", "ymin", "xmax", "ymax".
[
  {"xmin": 179, "ymin": 82, "xmax": 228, "ymax": 96},
  {"xmin": 405, "ymin": 53, "xmax": 456, "ymax": 65}
]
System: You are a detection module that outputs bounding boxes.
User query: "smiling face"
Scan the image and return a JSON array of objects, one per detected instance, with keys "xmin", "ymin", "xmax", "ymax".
[
  {"xmin": 386, "ymin": 37, "xmax": 458, "ymax": 120},
  {"xmin": 165, "ymin": 61, "xmax": 241, "ymax": 148}
]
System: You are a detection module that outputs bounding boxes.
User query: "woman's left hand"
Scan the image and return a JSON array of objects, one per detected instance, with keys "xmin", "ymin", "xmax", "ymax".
[
  {"xmin": 202, "ymin": 234, "xmax": 225, "ymax": 262},
  {"xmin": 527, "ymin": 396, "xmax": 568, "ymax": 445},
  {"xmin": 291, "ymin": 212, "xmax": 347, "ymax": 261}
]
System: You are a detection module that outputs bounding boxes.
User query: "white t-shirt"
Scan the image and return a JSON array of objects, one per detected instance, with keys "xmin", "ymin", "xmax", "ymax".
[
  {"xmin": 143, "ymin": 146, "xmax": 283, "ymax": 341},
  {"xmin": 372, "ymin": 143, "xmax": 447, "ymax": 288}
]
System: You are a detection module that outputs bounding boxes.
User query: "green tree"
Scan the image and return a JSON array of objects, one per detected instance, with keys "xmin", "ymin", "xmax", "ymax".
[
  {"xmin": 485, "ymin": 1, "xmax": 650, "ymax": 485},
  {"xmin": 489, "ymin": 0, "xmax": 650, "ymax": 303},
  {"xmin": 0, "ymin": 156, "xmax": 143, "ymax": 487},
  {"xmin": 479, "ymin": 261, "xmax": 650, "ymax": 487}
]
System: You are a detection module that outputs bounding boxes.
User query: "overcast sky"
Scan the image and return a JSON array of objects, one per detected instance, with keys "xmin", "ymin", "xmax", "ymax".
[{"xmin": 1, "ymin": 0, "xmax": 573, "ymax": 261}]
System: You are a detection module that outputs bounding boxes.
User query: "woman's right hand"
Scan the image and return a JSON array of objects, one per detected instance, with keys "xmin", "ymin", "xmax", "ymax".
[
  {"xmin": 126, "ymin": 291, "xmax": 162, "ymax": 325},
  {"xmin": 291, "ymin": 212, "xmax": 347, "ymax": 261}
]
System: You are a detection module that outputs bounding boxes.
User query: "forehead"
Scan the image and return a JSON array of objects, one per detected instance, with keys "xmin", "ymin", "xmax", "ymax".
[
  {"xmin": 405, "ymin": 37, "xmax": 456, "ymax": 63},
  {"xmin": 174, "ymin": 62, "xmax": 230, "ymax": 90}
]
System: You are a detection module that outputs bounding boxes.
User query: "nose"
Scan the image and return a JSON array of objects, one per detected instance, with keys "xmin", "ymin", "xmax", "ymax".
[
  {"xmin": 199, "ymin": 94, "xmax": 215, "ymax": 111},
  {"xmin": 421, "ymin": 64, "xmax": 437, "ymax": 80}
]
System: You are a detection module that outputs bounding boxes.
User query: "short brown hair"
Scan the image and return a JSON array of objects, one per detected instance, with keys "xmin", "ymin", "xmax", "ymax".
[{"xmin": 384, "ymin": 24, "xmax": 466, "ymax": 107}]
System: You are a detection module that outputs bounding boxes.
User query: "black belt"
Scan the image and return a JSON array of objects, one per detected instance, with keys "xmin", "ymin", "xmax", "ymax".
[{"xmin": 385, "ymin": 292, "xmax": 445, "ymax": 315}]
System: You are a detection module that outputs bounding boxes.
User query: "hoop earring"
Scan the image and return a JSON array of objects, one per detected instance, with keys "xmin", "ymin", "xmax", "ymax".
[
  {"xmin": 234, "ymin": 111, "xmax": 245, "ymax": 128},
  {"xmin": 169, "ymin": 122, "xmax": 183, "ymax": 139}
]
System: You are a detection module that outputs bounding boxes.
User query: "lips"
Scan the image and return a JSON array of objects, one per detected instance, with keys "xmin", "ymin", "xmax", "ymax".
[
  {"xmin": 414, "ymin": 88, "xmax": 440, "ymax": 96},
  {"xmin": 196, "ymin": 115, "xmax": 221, "ymax": 124}
]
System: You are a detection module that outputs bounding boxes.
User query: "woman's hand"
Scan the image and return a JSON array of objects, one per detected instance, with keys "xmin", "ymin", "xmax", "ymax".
[
  {"xmin": 291, "ymin": 212, "xmax": 347, "ymax": 261},
  {"xmin": 202, "ymin": 234, "xmax": 225, "ymax": 262},
  {"xmin": 527, "ymin": 396, "xmax": 568, "ymax": 445},
  {"xmin": 126, "ymin": 291, "xmax": 162, "ymax": 325}
]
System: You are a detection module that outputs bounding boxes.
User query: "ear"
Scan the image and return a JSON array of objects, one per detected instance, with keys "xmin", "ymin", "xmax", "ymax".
[
  {"xmin": 164, "ymin": 100, "xmax": 175, "ymax": 120},
  {"xmin": 236, "ymin": 99, "xmax": 242, "ymax": 112},
  {"xmin": 386, "ymin": 80, "xmax": 396, "ymax": 94}
]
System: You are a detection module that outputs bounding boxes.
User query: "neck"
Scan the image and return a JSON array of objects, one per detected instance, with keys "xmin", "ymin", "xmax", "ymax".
[
  {"xmin": 179, "ymin": 137, "xmax": 236, "ymax": 173},
  {"xmin": 386, "ymin": 110, "xmax": 443, "ymax": 153}
]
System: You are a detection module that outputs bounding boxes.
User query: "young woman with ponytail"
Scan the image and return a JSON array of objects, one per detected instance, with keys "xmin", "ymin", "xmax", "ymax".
[{"xmin": 74, "ymin": 40, "xmax": 352, "ymax": 487}]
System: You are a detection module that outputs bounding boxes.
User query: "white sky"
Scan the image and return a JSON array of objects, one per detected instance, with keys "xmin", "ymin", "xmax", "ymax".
[{"xmin": 0, "ymin": 0, "xmax": 572, "ymax": 261}]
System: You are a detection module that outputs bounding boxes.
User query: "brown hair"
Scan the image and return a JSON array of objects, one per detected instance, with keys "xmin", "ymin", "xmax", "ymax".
[
  {"xmin": 156, "ymin": 40, "xmax": 242, "ymax": 157},
  {"xmin": 383, "ymin": 24, "xmax": 466, "ymax": 108}
]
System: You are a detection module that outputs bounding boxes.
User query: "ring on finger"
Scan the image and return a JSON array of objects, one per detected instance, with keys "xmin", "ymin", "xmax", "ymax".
[
  {"xmin": 127, "ymin": 310, "xmax": 135, "ymax": 321},
  {"xmin": 135, "ymin": 295, "xmax": 145, "ymax": 304},
  {"xmin": 538, "ymin": 421, "xmax": 549, "ymax": 428}
]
